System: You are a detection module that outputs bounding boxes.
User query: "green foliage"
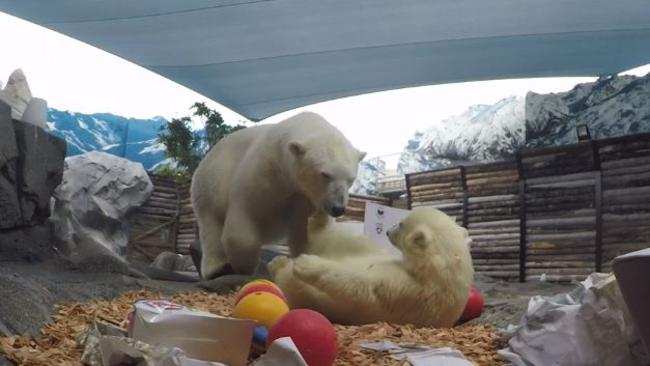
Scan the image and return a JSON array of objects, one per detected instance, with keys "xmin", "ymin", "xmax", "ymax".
[
  {"xmin": 191, "ymin": 102, "xmax": 246, "ymax": 149},
  {"xmin": 153, "ymin": 165, "xmax": 193, "ymax": 186},
  {"xmin": 157, "ymin": 102, "xmax": 248, "ymax": 174}
]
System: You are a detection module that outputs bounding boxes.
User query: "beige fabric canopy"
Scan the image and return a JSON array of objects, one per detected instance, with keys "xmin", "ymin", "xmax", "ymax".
[{"xmin": 1, "ymin": 0, "xmax": 649, "ymax": 120}]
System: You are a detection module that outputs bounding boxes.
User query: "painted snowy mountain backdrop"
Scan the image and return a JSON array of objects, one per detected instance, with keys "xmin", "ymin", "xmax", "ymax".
[
  {"xmin": 47, "ymin": 109, "xmax": 168, "ymax": 170},
  {"xmin": 360, "ymin": 72, "xmax": 650, "ymax": 194},
  {"xmin": 45, "ymin": 72, "xmax": 650, "ymax": 192}
]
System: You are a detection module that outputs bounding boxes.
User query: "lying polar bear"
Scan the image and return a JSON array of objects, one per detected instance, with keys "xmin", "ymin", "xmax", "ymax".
[{"xmin": 268, "ymin": 207, "xmax": 474, "ymax": 327}]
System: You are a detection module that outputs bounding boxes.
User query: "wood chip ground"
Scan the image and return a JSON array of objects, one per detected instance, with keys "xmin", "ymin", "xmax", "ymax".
[{"xmin": 0, "ymin": 290, "xmax": 504, "ymax": 365}]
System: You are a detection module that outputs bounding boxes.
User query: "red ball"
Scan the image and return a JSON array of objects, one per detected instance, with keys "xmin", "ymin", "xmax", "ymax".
[
  {"xmin": 267, "ymin": 309, "xmax": 337, "ymax": 366},
  {"xmin": 460, "ymin": 287, "xmax": 484, "ymax": 322},
  {"xmin": 235, "ymin": 284, "xmax": 288, "ymax": 305}
]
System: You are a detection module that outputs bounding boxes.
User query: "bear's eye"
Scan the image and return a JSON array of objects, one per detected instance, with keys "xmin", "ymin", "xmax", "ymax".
[{"xmin": 321, "ymin": 172, "xmax": 333, "ymax": 180}]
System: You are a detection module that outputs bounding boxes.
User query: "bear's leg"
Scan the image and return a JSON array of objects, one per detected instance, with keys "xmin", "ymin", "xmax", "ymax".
[
  {"xmin": 292, "ymin": 254, "xmax": 377, "ymax": 301},
  {"xmin": 222, "ymin": 209, "xmax": 262, "ymax": 275},
  {"xmin": 287, "ymin": 198, "xmax": 315, "ymax": 257},
  {"xmin": 197, "ymin": 213, "xmax": 229, "ymax": 280}
]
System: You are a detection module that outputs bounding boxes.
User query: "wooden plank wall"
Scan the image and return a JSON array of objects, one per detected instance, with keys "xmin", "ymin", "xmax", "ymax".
[
  {"xmin": 340, "ymin": 194, "xmax": 393, "ymax": 222},
  {"xmin": 598, "ymin": 135, "xmax": 650, "ymax": 272},
  {"xmin": 407, "ymin": 167, "xmax": 464, "ymax": 225},
  {"xmin": 127, "ymin": 174, "xmax": 183, "ymax": 262},
  {"xmin": 465, "ymin": 161, "xmax": 521, "ymax": 281},
  {"xmin": 520, "ymin": 143, "xmax": 599, "ymax": 282},
  {"xmin": 406, "ymin": 132, "xmax": 650, "ymax": 282}
]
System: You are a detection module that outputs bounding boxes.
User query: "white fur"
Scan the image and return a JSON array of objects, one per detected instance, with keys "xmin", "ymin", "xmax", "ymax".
[
  {"xmin": 269, "ymin": 207, "xmax": 474, "ymax": 327},
  {"xmin": 191, "ymin": 111, "xmax": 365, "ymax": 279}
]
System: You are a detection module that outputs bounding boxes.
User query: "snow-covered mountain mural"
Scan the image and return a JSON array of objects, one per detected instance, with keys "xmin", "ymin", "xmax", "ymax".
[
  {"xmin": 351, "ymin": 158, "xmax": 387, "ymax": 196},
  {"xmin": 396, "ymin": 96, "xmax": 525, "ymax": 175},
  {"xmin": 525, "ymin": 74, "xmax": 650, "ymax": 147},
  {"xmin": 47, "ymin": 109, "xmax": 169, "ymax": 170},
  {"xmin": 394, "ymin": 72, "xmax": 650, "ymax": 178},
  {"xmin": 43, "ymin": 72, "xmax": 650, "ymax": 195}
]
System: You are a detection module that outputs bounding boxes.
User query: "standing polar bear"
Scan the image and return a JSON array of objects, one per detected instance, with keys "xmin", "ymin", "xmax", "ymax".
[
  {"xmin": 269, "ymin": 207, "xmax": 474, "ymax": 327},
  {"xmin": 191, "ymin": 112, "xmax": 365, "ymax": 279}
]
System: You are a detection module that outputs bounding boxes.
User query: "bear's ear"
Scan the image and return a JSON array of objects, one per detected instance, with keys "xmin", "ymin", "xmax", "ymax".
[
  {"xmin": 289, "ymin": 141, "xmax": 306, "ymax": 156},
  {"xmin": 406, "ymin": 226, "xmax": 431, "ymax": 248},
  {"xmin": 357, "ymin": 149, "xmax": 367, "ymax": 162}
]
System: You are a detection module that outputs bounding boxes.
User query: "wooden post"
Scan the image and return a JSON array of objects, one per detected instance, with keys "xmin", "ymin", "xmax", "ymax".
[
  {"xmin": 460, "ymin": 165, "xmax": 469, "ymax": 228},
  {"xmin": 405, "ymin": 173, "xmax": 413, "ymax": 210},
  {"xmin": 170, "ymin": 178, "xmax": 181, "ymax": 253},
  {"xmin": 516, "ymin": 152, "xmax": 527, "ymax": 282},
  {"xmin": 592, "ymin": 140, "xmax": 603, "ymax": 272}
]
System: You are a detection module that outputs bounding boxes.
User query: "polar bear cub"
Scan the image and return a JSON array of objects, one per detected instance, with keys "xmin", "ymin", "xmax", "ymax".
[{"xmin": 269, "ymin": 207, "xmax": 474, "ymax": 327}]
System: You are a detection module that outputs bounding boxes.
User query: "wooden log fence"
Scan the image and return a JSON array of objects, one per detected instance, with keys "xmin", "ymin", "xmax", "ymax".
[{"xmin": 406, "ymin": 132, "xmax": 650, "ymax": 283}]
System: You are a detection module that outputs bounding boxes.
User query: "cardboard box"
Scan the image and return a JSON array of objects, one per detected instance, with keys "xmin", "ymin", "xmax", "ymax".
[{"xmin": 131, "ymin": 300, "xmax": 255, "ymax": 366}]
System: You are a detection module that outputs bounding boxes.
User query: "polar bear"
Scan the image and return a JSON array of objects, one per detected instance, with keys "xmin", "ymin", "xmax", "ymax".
[
  {"xmin": 191, "ymin": 112, "xmax": 365, "ymax": 279},
  {"xmin": 269, "ymin": 207, "xmax": 474, "ymax": 327}
]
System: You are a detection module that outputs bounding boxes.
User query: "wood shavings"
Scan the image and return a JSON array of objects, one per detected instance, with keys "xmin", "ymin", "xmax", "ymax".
[{"xmin": 0, "ymin": 291, "xmax": 504, "ymax": 365}]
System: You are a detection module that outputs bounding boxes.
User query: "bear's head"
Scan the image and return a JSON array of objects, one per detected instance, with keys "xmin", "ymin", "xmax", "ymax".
[
  {"xmin": 288, "ymin": 138, "xmax": 365, "ymax": 217},
  {"xmin": 386, "ymin": 207, "xmax": 469, "ymax": 258}
]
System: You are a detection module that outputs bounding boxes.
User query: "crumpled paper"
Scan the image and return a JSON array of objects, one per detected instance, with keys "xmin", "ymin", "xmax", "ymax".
[
  {"xmin": 499, "ymin": 273, "xmax": 650, "ymax": 366},
  {"xmin": 359, "ymin": 341, "xmax": 473, "ymax": 366}
]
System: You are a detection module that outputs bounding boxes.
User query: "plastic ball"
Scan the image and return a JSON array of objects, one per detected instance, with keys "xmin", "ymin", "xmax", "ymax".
[
  {"xmin": 235, "ymin": 283, "xmax": 287, "ymax": 305},
  {"xmin": 267, "ymin": 309, "xmax": 337, "ymax": 366},
  {"xmin": 240, "ymin": 279, "xmax": 281, "ymax": 292},
  {"xmin": 232, "ymin": 291, "xmax": 289, "ymax": 328},
  {"xmin": 460, "ymin": 287, "xmax": 484, "ymax": 322}
]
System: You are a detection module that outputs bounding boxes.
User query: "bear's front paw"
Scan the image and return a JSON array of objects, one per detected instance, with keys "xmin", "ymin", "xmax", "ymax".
[
  {"xmin": 292, "ymin": 254, "xmax": 325, "ymax": 281},
  {"xmin": 267, "ymin": 255, "xmax": 291, "ymax": 276}
]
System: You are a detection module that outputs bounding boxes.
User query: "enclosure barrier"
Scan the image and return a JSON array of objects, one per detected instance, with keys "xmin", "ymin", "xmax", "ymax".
[{"xmin": 406, "ymin": 132, "xmax": 650, "ymax": 282}]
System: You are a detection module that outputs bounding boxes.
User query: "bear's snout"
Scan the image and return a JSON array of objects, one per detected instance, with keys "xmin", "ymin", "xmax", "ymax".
[{"xmin": 329, "ymin": 205, "xmax": 345, "ymax": 217}]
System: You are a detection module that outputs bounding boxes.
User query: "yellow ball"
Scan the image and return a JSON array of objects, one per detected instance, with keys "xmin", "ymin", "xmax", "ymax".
[
  {"xmin": 240, "ymin": 279, "xmax": 281, "ymax": 291},
  {"xmin": 232, "ymin": 291, "xmax": 289, "ymax": 328}
]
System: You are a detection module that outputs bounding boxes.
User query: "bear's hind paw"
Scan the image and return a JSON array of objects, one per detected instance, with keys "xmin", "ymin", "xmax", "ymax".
[{"xmin": 267, "ymin": 255, "xmax": 291, "ymax": 276}]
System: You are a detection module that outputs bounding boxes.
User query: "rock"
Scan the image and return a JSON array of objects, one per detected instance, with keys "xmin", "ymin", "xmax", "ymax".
[
  {"xmin": 51, "ymin": 151, "xmax": 153, "ymax": 257},
  {"xmin": 20, "ymin": 97, "xmax": 48, "ymax": 130},
  {"xmin": 0, "ymin": 69, "xmax": 33, "ymax": 120},
  {"xmin": 0, "ymin": 225, "xmax": 54, "ymax": 262},
  {"xmin": 0, "ymin": 100, "xmax": 21, "ymax": 229},
  {"xmin": 13, "ymin": 118, "xmax": 66, "ymax": 226},
  {"xmin": 0, "ymin": 99, "xmax": 65, "ymax": 230},
  {"xmin": 151, "ymin": 251, "xmax": 197, "ymax": 272}
]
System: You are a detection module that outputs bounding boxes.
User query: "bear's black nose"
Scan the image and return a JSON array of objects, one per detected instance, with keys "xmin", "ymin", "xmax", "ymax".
[{"xmin": 330, "ymin": 205, "xmax": 345, "ymax": 217}]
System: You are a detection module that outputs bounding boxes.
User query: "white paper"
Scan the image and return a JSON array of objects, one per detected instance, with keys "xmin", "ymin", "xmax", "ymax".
[
  {"xmin": 499, "ymin": 273, "xmax": 650, "ymax": 366},
  {"xmin": 363, "ymin": 202, "xmax": 409, "ymax": 257},
  {"xmin": 131, "ymin": 300, "xmax": 255, "ymax": 366},
  {"xmin": 252, "ymin": 337, "xmax": 308, "ymax": 366},
  {"xmin": 359, "ymin": 341, "xmax": 473, "ymax": 366}
]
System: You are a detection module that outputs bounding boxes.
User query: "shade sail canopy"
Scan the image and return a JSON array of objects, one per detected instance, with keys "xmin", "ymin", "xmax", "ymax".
[{"xmin": 1, "ymin": 0, "xmax": 649, "ymax": 120}]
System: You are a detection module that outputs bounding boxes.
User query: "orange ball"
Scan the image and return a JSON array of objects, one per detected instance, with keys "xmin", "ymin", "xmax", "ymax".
[
  {"xmin": 232, "ymin": 291, "xmax": 289, "ymax": 328},
  {"xmin": 240, "ymin": 279, "xmax": 281, "ymax": 292},
  {"xmin": 235, "ymin": 284, "xmax": 287, "ymax": 305}
]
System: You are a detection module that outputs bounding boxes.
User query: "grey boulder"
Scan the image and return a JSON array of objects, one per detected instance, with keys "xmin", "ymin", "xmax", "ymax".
[{"xmin": 51, "ymin": 151, "xmax": 153, "ymax": 258}]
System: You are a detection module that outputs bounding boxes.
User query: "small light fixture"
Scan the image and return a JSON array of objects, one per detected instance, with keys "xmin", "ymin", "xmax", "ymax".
[{"xmin": 576, "ymin": 124, "xmax": 591, "ymax": 141}]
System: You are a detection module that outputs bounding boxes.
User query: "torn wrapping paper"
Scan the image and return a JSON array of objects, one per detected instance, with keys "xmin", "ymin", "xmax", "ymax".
[
  {"xmin": 99, "ymin": 336, "xmax": 227, "ymax": 366},
  {"xmin": 251, "ymin": 337, "xmax": 308, "ymax": 366},
  {"xmin": 78, "ymin": 321, "xmax": 227, "ymax": 366},
  {"xmin": 359, "ymin": 341, "xmax": 473, "ymax": 366},
  {"xmin": 499, "ymin": 273, "xmax": 650, "ymax": 366},
  {"xmin": 130, "ymin": 300, "xmax": 255, "ymax": 366}
]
